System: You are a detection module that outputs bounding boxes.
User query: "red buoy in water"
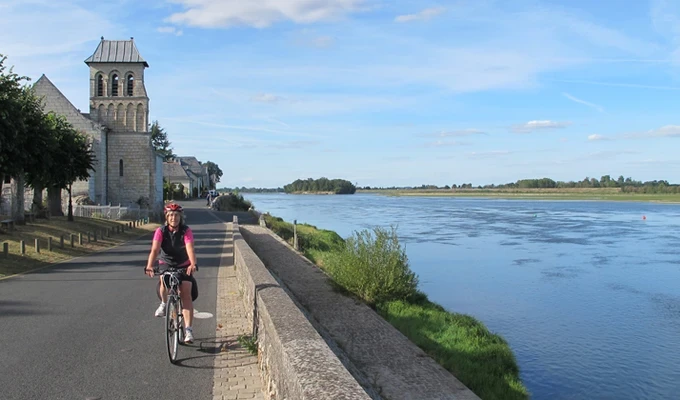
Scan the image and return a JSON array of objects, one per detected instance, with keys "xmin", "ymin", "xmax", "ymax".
[{"xmin": 642, "ymin": 215, "xmax": 646, "ymax": 220}]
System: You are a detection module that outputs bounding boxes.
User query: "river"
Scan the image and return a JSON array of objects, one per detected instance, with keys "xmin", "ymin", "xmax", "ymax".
[{"xmin": 242, "ymin": 193, "xmax": 680, "ymax": 400}]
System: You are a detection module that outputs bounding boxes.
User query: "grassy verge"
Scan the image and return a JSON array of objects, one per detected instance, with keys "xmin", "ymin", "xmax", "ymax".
[
  {"xmin": 362, "ymin": 188, "xmax": 680, "ymax": 203},
  {"xmin": 262, "ymin": 214, "xmax": 528, "ymax": 400},
  {"xmin": 0, "ymin": 216, "xmax": 157, "ymax": 278}
]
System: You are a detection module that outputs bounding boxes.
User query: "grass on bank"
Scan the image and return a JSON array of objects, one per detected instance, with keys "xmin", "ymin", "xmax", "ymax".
[
  {"xmin": 363, "ymin": 188, "xmax": 680, "ymax": 203},
  {"xmin": 262, "ymin": 214, "xmax": 529, "ymax": 400},
  {"xmin": 0, "ymin": 215, "xmax": 157, "ymax": 278}
]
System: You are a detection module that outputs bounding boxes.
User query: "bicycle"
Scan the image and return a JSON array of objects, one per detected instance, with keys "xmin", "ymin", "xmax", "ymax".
[{"xmin": 155, "ymin": 266, "xmax": 189, "ymax": 364}]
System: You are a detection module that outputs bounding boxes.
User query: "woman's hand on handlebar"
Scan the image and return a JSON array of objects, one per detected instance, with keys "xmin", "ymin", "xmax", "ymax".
[{"xmin": 144, "ymin": 266, "xmax": 155, "ymax": 278}]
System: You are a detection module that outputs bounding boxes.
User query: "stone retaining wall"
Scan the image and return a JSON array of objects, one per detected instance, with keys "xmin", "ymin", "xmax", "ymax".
[{"xmin": 231, "ymin": 216, "xmax": 371, "ymax": 400}]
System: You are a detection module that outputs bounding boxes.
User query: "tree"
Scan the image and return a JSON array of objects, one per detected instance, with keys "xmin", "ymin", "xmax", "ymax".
[
  {"xmin": 204, "ymin": 161, "xmax": 223, "ymax": 189},
  {"xmin": 26, "ymin": 114, "xmax": 95, "ymax": 221},
  {"xmin": 150, "ymin": 120, "xmax": 174, "ymax": 161}
]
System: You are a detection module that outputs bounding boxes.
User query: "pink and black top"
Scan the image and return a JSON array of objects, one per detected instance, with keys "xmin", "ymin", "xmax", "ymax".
[{"xmin": 153, "ymin": 224, "xmax": 194, "ymax": 268}]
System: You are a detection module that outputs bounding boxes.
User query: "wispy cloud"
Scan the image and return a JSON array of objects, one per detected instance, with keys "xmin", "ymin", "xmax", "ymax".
[
  {"xmin": 467, "ymin": 150, "xmax": 513, "ymax": 158},
  {"xmin": 394, "ymin": 7, "xmax": 446, "ymax": 23},
  {"xmin": 251, "ymin": 93, "xmax": 285, "ymax": 103},
  {"xmin": 551, "ymin": 79, "xmax": 680, "ymax": 90},
  {"xmin": 623, "ymin": 125, "xmax": 680, "ymax": 139},
  {"xmin": 512, "ymin": 120, "xmax": 572, "ymax": 133},
  {"xmin": 422, "ymin": 129, "xmax": 486, "ymax": 138},
  {"xmin": 165, "ymin": 0, "xmax": 369, "ymax": 28},
  {"xmin": 563, "ymin": 92, "xmax": 604, "ymax": 112},
  {"xmin": 588, "ymin": 134, "xmax": 609, "ymax": 141},
  {"xmin": 425, "ymin": 140, "xmax": 470, "ymax": 147},
  {"xmin": 157, "ymin": 26, "xmax": 183, "ymax": 36}
]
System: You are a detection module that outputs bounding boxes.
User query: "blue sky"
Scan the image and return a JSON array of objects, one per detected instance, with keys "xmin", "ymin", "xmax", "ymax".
[{"xmin": 2, "ymin": 0, "xmax": 680, "ymax": 188}]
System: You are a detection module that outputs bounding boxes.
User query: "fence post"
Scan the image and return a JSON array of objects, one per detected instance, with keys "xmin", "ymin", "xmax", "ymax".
[
  {"xmin": 60, "ymin": 235, "xmax": 64, "ymax": 249},
  {"xmin": 2, "ymin": 242, "xmax": 7, "ymax": 258},
  {"xmin": 87, "ymin": 232, "xmax": 91, "ymax": 243},
  {"xmin": 71, "ymin": 234, "xmax": 75, "ymax": 248},
  {"xmin": 79, "ymin": 233, "xmax": 83, "ymax": 245},
  {"xmin": 93, "ymin": 230, "xmax": 97, "ymax": 242},
  {"xmin": 293, "ymin": 219, "xmax": 298, "ymax": 250},
  {"xmin": 48, "ymin": 237, "xmax": 52, "ymax": 252},
  {"xmin": 35, "ymin": 238, "xmax": 40, "ymax": 253},
  {"xmin": 20, "ymin": 240, "xmax": 25, "ymax": 255}
]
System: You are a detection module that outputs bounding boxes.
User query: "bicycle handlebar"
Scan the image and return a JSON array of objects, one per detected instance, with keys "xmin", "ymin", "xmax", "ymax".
[{"xmin": 148, "ymin": 265, "xmax": 199, "ymax": 276}]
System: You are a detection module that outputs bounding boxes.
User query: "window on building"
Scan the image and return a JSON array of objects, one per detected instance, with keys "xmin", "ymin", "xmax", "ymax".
[
  {"xmin": 119, "ymin": 159, "xmax": 124, "ymax": 177},
  {"xmin": 96, "ymin": 74, "xmax": 104, "ymax": 97},
  {"xmin": 126, "ymin": 74, "xmax": 134, "ymax": 96},
  {"xmin": 111, "ymin": 74, "xmax": 119, "ymax": 96},
  {"xmin": 3, "ymin": 175, "xmax": 10, "ymax": 184}
]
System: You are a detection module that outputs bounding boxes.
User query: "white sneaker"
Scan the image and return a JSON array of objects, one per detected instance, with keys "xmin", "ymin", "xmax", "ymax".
[
  {"xmin": 154, "ymin": 303, "xmax": 166, "ymax": 317},
  {"xmin": 184, "ymin": 327, "xmax": 194, "ymax": 343}
]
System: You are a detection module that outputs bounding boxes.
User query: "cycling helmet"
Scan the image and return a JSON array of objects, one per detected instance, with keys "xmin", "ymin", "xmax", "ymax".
[{"xmin": 164, "ymin": 203, "xmax": 183, "ymax": 214}]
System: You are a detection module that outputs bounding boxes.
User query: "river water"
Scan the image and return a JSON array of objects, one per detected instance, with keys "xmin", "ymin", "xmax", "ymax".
[{"xmin": 242, "ymin": 193, "xmax": 680, "ymax": 400}]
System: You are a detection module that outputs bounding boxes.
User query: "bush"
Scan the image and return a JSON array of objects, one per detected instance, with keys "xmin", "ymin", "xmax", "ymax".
[
  {"xmin": 212, "ymin": 193, "xmax": 253, "ymax": 212},
  {"xmin": 323, "ymin": 226, "xmax": 418, "ymax": 306}
]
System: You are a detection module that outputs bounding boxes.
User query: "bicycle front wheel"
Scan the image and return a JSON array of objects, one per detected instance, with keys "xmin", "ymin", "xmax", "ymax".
[{"xmin": 165, "ymin": 298, "xmax": 180, "ymax": 363}]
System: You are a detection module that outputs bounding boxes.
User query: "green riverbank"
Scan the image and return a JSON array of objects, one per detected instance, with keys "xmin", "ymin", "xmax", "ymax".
[
  {"xmin": 262, "ymin": 214, "xmax": 529, "ymax": 400},
  {"xmin": 361, "ymin": 188, "xmax": 680, "ymax": 203}
]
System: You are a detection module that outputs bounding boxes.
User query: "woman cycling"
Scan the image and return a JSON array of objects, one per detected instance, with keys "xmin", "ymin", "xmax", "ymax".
[{"xmin": 144, "ymin": 202, "xmax": 198, "ymax": 344}]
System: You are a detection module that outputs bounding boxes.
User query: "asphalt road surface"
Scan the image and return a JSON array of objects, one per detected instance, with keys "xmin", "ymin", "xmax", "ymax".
[{"xmin": 0, "ymin": 201, "xmax": 232, "ymax": 400}]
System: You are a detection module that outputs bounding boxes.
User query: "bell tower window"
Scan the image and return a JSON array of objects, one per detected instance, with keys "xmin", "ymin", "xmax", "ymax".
[
  {"xmin": 119, "ymin": 159, "xmax": 124, "ymax": 177},
  {"xmin": 126, "ymin": 74, "xmax": 134, "ymax": 96},
  {"xmin": 111, "ymin": 74, "xmax": 119, "ymax": 96},
  {"xmin": 96, "ymin": 74, "xmax": 104, "ymax": 97}
]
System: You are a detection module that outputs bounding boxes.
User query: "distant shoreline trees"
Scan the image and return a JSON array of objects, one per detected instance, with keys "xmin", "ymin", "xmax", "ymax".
[
  {"xmin": 284, "ymin": 178, "xmax": 356, "ymax": 194},
  {"xmin": 359, "ymin": 175, "xmax": 680, "ymax": 194}
]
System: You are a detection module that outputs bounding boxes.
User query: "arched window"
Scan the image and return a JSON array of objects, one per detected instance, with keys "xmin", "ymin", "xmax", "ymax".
[
  {"xmin": 126, "ymin": 74, "xmax": 134, "ymax": 96},
  {"xmin": 111, "ymin": 74, "xmax": 119, "ymax": 96},
  {"xmin": 119, "ymin": 159, "xmax": 124, "ymax": 177},
  {"xmin": 96, "ymin": 74, "xmax": 104, "ymax": 97}
]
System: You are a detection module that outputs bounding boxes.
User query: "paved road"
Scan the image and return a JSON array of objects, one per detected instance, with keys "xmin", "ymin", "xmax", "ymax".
[{"xmin": 0, "ymin": 201, "xmax": 233, "ymax": 400}]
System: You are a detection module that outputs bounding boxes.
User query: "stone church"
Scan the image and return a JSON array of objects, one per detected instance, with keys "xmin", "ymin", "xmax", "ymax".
[{"xmin": 2, "ymin": 37, "xmax": 163, "ymax": 213}]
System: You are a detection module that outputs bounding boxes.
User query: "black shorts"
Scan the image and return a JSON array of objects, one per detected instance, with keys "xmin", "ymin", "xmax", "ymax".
[{"xmin": 157, "ymin": 272, "xmax": 198, "ymax": 302}]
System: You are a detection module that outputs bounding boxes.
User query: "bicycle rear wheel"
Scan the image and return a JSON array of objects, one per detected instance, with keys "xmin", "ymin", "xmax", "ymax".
[{"xmin": 165, "ymin": 297, "xmax": 180, "ymax": 363}]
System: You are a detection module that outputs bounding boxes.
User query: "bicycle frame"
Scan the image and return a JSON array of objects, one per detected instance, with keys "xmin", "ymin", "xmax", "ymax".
[{"xmin": 157, "ymin": 267, "xmax": 186, "ymax": 364}]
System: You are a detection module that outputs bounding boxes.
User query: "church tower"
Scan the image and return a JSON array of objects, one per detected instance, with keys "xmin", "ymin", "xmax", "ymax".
[
  {"xmin": 85, "ymin": 36, "xmax": 149, "ymax": 132},
  {"xmin": 84, "ymin": 37, "xmax": 159, "ymax": 207}
]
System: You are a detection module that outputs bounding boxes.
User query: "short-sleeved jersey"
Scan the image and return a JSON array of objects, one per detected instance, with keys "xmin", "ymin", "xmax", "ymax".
[{"xmin": 153, "ymin": 224, "xmax": 194, "ymax": 267}]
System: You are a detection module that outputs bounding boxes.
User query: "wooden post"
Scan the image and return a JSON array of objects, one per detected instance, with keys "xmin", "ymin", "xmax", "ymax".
[
  {"xmin": 20, "ymin": 240, "xmax": 25, "ymax": 255},
  {"xmin": 78, "ymin": 233, "xmax": 83, "ymax": 245},
  {"xmin": 293, "ymin": 219, "xmax": 298, "ymax": 250},
  {"xmin": 93, "ymin": 230, "xmax": 97, "ymax": 242},
  {"xmin": 60, "ymin": 235, "xmax": 64, "ymax": 249},
  {"xmin": 71, "ymin": 234, "xmax": 75, "ymax": 248},
  {"xmin": 2, "ymin": 242, "xmax": 7, "ymax": 258},
  {"xmin": 48, "ymin": 237, "xmax": 52, "ymax": 252},
  {"xmin": 87, "ymin": 232, "xmax": 91, "ymax": 243},
  {"xmin": 35, "ymin": 238, "xmax": 40, "ymax": 253}
]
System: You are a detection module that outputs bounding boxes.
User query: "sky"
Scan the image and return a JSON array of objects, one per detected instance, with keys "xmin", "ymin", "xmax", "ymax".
[{"xmin": 2, "ymin": 0, "xmax": 680, "ymax": 188}]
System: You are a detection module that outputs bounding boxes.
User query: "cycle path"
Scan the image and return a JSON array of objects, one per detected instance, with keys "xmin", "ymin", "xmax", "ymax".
[{"xmin": 0, "ymin": 202, "xmax": 260, "ymax": 400}]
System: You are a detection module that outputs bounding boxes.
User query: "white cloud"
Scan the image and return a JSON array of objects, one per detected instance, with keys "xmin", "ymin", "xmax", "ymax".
[
  {"xmin": 622, "ymin": 125, "xmax": 680, "ymax": 139},
  {"xmin": 563, "ymin": 92, "xmax": 604, "ymax": 112},
  {"xmin": 650, "ymin": 0, "xmax": 680, "ymax": 65},
  {"xmin": 425, "ymin": 140, "xmax": 469, "ymax": 147},
  {"xmin": 251, "ymin": 93, "xmax": 285, "ymax": 103},
  {"xmin": 467, "ymin": 150, "xmax": 512, "ymax": 158},
  {"xmin": 158, "ymin": 26, "xmax": 183, "ymax": 36},
  {"xmin": 512, "ymin": 120, "xmax": 572, "ymax": 133},
  {"xmin": 166, "ymin": 0, "xmax": 368, "ymax": 28},
  {"xmin": 430, "ymin": 129, "xmax": 486, "ymax": 137},
  {"xmin": 395, "ymin": 7, "xmax": 446, "ymax": 23},
  {"xmin": 588, "ymin": 134, "xmax": 608, "ymax": 141}
]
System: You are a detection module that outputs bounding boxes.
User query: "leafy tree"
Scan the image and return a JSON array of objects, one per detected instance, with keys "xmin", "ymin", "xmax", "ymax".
[
  {"xmin": 150, "ymin": 120, "xmax": 174, "ymax": 161},
  {"xmin": 204, "ymin": 161, "xmax": 223, "ymax": 189},
  {"xmin": 283, "ymin": 177, "xmax": 356, "ymax": 194}
]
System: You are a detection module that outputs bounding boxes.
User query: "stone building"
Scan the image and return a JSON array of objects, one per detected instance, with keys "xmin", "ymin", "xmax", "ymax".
[{"xmin": 1, "ymin": 37, "xmax": 163, "ymax": 214}]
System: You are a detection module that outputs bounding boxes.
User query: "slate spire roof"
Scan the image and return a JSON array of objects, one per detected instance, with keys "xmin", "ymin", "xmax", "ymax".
[{"xmin": 84, "ymin": 37, "xmax": 149, "ymax": 67}]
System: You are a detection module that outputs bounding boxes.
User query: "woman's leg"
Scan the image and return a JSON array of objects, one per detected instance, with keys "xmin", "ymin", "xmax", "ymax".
[{"xmin": 179, "ymin": 280, "xmax": 193, "ymax": 328}]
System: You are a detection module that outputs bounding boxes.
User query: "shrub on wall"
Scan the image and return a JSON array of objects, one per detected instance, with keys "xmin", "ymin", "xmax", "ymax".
[{"xmin": 212, "ymin": 193, "xmax": 253, "ymax": 212}]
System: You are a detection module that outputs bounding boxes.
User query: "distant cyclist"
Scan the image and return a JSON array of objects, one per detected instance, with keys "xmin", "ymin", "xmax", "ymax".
[{"xmin": 144, "ymin": 202, "xmax": 198, "ymax": 343}]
